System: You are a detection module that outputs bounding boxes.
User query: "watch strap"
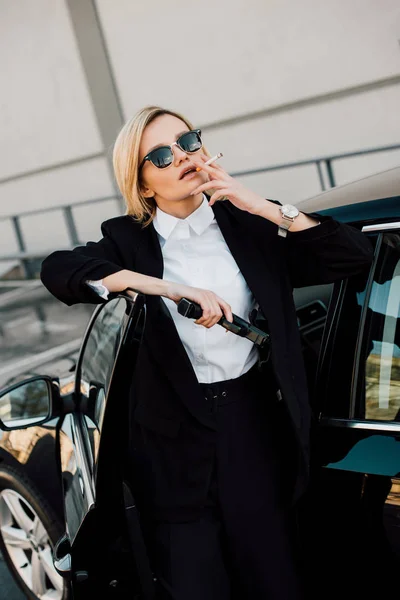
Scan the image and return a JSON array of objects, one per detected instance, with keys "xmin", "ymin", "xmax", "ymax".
[{"xmin": 277, "ymin": 215, "xmax": 295, "ymax": 238}]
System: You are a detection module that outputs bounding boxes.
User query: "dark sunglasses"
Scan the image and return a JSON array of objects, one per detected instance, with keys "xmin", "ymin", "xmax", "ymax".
[{"xmin": 139, "ymin": 129, "xmax": 203, "ymax": 170}]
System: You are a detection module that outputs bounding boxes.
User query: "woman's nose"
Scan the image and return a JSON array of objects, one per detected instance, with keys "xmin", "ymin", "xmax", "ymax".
[{"xmin": 173, "ymin": 144, "xmax": 189, "ymax": 165}]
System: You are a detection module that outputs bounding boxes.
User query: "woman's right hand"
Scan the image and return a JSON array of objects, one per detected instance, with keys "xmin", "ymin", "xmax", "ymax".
[{"xmin": 164, "ymin": 282, "xmax": 233, "ymax": 328}]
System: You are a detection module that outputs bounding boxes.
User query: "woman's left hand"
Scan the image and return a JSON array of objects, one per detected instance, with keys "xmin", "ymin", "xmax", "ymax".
[{"xmin": 190, "ymin": 156, "xmax": 266, "ymax": 215}]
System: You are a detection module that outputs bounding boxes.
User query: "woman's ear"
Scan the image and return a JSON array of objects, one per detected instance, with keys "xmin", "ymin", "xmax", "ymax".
[{"xmin": 140, "ymin": 183, "xmax": 155, "ymax": 199}]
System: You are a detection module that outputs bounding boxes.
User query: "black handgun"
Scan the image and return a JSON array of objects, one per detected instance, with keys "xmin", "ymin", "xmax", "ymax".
[{"xmin": 177, "ymin": 298, "xmax": 270, "ymax": 349}]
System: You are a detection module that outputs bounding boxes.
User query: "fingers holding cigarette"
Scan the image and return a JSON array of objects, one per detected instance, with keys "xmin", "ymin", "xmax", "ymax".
[{"xmin": 190, "ymin": 153, "xmax": 230, "ymax": 201}]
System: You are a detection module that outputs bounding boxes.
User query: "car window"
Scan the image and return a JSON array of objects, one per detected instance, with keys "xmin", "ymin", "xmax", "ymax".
[
  {"xmin": 317, "ymin": 271, "xmax": 371, "ymax": 419},
  {"xmin": 294, "ymin": 284, "xmax": 333, "ymax": 406},
  {"xmin": 76, "ymin": 297, "xmax": 132, "ymax": 474},
  {"xmin": 78, "ymin": 297, "xmax": 128, "ymax": 409},
  {"xmin": 356, "ymin": 232, "xmax": 400, "ymax": 421},
  {"xmin": 317, "ymin": 234, "xmax": 379, "ymax": 419}
]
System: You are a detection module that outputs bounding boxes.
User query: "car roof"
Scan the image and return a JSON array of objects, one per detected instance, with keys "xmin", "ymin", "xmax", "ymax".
[{"xmin": 295, "ymin": 165, "xmax": 400, "ymax": 213}]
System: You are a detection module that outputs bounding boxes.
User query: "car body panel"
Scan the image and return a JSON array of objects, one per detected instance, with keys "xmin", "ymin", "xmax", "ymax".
[
  {"xmin": 62, "ymin": 293, "xmax": 147, "ymax": 597},
  {"xmin": 0, "ymin": 423, "xmax": 64, "ymax": 519},
  {"xmin": 296, "ymin": 165, "xmax": 400, "ymax": 211},
  {"xmin": 59, "ymin": 413, "xmax": 95, "ymax": 545},
  {"xmin": 319, "ymin": 196, "xmax": 400, "ymax": 224}
]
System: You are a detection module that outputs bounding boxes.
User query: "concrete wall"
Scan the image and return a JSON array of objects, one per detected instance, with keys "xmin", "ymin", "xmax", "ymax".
[
  {"xmin": 0, "ymin": 0, "xmax": 103, "ymax": 177},
  {"xmin": 96, "ymin": 0, "xmax": 400, "ymax": 122},
  {"xmin": 1, "ymin": 0, "xmax": 399, "ymax": 269}
]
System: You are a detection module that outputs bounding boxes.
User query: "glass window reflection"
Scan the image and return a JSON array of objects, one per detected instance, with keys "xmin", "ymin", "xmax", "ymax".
[
  {"xmin": 0, "ymin": 379, "xmax": 50, "ymax": 427},
  {"xmin": 360, "ymin": 233, "xmax": 400, "ymax": 421},
  {"xmin": 77, "ymin": 297, "xmax": 129, "ymax": 474}
]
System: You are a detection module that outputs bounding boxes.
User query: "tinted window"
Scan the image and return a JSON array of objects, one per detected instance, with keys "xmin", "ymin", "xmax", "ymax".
[
  {"xmin": 79, "ymin": 298, "xmax": 128, "ymax": 400},
  {"xmin": 294, "ymin": 284, "xmax": 333, "ymax": 404},
  {"xmin": 76, "ymin": 297, "xmax": 131, "ymax": 473},
  {"xmin": 317, "ymin": 234, "xmax": 380, "ymax": 419},
  {"xmin": 356, "ymin": 233, "xmax": 400, "ymax": 421},
  {"xmin": 318, "ymin": 271, "xmax": 371, "ymax": 418}
]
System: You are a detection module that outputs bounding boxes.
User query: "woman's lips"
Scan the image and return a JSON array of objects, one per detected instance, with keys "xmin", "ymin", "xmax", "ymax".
[{"xmin": 181, "ymin": 170, "xmax": 200, "ymax": 181}]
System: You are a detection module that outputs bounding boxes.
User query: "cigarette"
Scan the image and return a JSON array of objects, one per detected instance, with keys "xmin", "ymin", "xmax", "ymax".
[{"xmin": 196, "ymin": 152, "xmax": 223, "ymax": 171}]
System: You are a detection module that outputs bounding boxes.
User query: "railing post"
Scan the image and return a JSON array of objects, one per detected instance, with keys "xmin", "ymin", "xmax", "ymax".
[
  {"xmin": 325, "ymin": 159, "xmax": 336, "ymax": 188},
  {"xmin": 316, "ymin": 160, "xmax": 326, "ymax": 191},
  {"xmin": 63, "ymin": 206, "xmax": 80, "ymax": 246},
  {"xmin": 11, "ymin": 216, "xmax": 31, "ymax": 278},
  {"xmin": 11, "ymin": 215, "xmax": 26, "ymax": 253}
]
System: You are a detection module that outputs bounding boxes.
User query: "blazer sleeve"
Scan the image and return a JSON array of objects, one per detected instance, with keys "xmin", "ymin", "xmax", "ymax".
[
  {"xmin": 268, "ymin": 199, "xmax": 374, "ymax": 288},
  {"xmin": 40, "ymin": 220, "xmax": 125, "ymax": 306},
  {"xmin": 262, "ymin": 200, "xmax": 373, "ymax": 287}
]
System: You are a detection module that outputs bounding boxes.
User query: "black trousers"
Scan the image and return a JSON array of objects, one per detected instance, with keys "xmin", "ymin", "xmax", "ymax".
[{"xmin": 143, "ymin": 365, "xmax": 304, "ymax": 600}]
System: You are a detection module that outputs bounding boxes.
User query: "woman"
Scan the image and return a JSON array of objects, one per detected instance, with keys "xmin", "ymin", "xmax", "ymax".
[{"xmin": 41, "ymin": 106, "xmax": 373, "ymax": 599}]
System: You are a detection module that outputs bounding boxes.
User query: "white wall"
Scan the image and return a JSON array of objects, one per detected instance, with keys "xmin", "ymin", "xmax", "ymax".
[
  {"xmin": 204, "ymin": 84, "xmax": 400, "ymax": 200},
  {"xmin": 0, "ymin": 0, "xmax": 103, "ymax": 179},
  {"xmin": 96, "ymin": 0, "xmax": 400, "ymax": 123},
  {"xmin": 0, "ymin": 0, "xmax": 399, "ymax": 262},
  {"xmin": 96, "ymin": 0, "xmax": 400, "ymax": 200},
  {"xmin": 0, "ymin": 157, "xmax": 115, "ymax": 217}
]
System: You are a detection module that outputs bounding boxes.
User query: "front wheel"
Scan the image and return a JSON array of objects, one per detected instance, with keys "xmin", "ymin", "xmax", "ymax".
[{"xmin": 0, "ymin": 465, "xmax": 69, "ymax": 600}]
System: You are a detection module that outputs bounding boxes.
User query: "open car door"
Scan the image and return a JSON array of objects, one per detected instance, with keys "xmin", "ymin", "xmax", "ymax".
[{"xmin": 54, "ymin": 292, "xmax": 154, "ymax": 599}]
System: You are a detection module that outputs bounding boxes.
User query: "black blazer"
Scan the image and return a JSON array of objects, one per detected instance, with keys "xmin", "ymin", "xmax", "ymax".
[{"xmin": 40, "ymin": 199, "xmax": 373, "ymax": 521}]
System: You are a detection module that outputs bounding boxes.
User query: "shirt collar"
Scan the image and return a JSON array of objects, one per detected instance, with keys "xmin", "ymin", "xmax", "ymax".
[{"xmin": 153, "ymin": 195, "xmax": 215, "ymax": 240}]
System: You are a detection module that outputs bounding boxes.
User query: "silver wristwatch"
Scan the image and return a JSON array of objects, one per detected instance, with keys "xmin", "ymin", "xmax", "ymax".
[{"xmin": 277, "ymin": 204, "xmax": 300, "ymax": 237}]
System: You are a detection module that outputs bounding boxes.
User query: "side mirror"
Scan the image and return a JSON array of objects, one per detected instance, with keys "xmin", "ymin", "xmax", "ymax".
[{"xmin": 0, "ymin": 376, "xmax": 58, "ymax": 430}]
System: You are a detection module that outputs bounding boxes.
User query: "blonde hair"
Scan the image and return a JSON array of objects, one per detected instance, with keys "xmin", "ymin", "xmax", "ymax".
[{"xmin": 113, "ymin": 106, "xmax": 209, "ymax": 226}]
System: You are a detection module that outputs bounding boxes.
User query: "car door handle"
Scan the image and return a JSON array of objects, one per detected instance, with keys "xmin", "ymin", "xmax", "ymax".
[{"xmin": 53, "ymin": 533, "xmax": 72, "ymax": 577}]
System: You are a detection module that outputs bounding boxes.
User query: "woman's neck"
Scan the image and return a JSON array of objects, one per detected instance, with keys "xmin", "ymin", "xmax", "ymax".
[{"xmin": 155, "ymin": 192, "xmax": 204, "ymax": 220}]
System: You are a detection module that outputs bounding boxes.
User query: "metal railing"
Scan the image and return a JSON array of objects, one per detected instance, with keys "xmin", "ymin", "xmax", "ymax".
[
  {"xmin": 0, "ymin": 195, "xmax": 122, "ymax": 278},
  {"xmin": 229, "ymin": 142, "xmax": 400, "ymax": 188},
  {"xmin": 1, "ymin": 143, "xmax": 399, "ymax": 279}
]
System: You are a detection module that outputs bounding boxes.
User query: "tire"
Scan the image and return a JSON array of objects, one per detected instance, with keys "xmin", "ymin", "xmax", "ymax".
[{"xmin": 0, "ymin": 465, "xmax": 70, "ymax": 600}]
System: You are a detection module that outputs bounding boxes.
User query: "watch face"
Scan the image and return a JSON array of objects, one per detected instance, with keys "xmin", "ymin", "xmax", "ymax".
[{"xmin": 281, "ymin": 204, "xmax": 299, "ymax": 218}]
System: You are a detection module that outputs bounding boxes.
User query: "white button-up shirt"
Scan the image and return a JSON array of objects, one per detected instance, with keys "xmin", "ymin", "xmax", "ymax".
[
  {"xmin": 88, "ymin": 196, "xmax": 258, "ymax": 383},
  {"xmin": 154, "ymin": 197, "xmax": 258, "ymax": 383}
]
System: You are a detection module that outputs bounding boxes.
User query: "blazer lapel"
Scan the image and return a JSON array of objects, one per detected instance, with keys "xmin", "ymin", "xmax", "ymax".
[
  {"xmin": 211, "ymin": 202, "xmax": 282, "ymax": 326},
  {"xmin": 210, "ymin": 202, "xmax": 306, "ymax": 416},
  {"xmin": 134, "ymin": 224, "xmax": 216, "ymax": 430}
]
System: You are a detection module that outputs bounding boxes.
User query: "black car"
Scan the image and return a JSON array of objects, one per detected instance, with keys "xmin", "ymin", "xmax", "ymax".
[{"xmin": 0, "ymin": 166, "xmax": 399, "ymax": 599}]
